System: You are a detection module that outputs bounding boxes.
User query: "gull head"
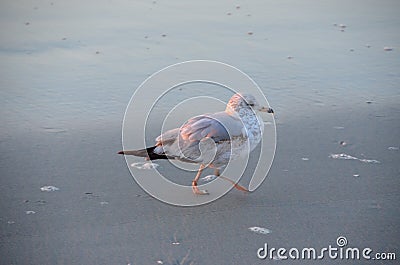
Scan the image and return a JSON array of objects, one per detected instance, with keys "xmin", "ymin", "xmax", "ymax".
[{"xmin": 226, "ymin": 93, "xmax": 274, "ymax": 114}]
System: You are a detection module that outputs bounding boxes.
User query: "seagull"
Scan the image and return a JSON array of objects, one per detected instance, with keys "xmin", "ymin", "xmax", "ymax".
[{"xmin": 118, "ymin": 93, "xmax": 274, "ymax": 195}]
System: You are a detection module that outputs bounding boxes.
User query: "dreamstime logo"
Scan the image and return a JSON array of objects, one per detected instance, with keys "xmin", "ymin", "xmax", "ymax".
[
  {"xmin": 336, "ymin": 236, "xmax": 347, "ymax": 247},
  {"xmin": 121, "ymin": 60, "xmax": 276, "ymax": 206},
  {"xmin": 257, "ymin": 236, "xmax": 397, "ymax": 261}
]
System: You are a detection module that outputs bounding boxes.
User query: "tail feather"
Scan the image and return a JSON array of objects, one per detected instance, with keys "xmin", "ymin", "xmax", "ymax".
[{"xmin": 118, "ymin": 146, "xmax": 169, "ymax": 160}]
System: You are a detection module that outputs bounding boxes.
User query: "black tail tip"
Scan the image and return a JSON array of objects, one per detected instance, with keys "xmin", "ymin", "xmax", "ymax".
[{"xmin": 118, "ymin": 151, "xmax": 124, "ymax": 155}]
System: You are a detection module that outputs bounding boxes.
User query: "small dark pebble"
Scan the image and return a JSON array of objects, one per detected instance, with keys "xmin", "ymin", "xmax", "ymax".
[
  {"xmin": 95, "ymin": 51, "xmax": 100, "ymax": 54},
  {"xmin": 236, "ymin": 5, "xmax": 240, "ymax": 9},
  {"xmin": 25, "ymin": 22, "xmax": 30, "ymax": 25},
  {"xmin": 247, "ymin": 32, "xmax": 253, "ymax": 35},
  {"xmin": 366, "ymin": 101, "xmax": 372, "ymax": 104},
  {"xmin": 339, "ymin": 141, "xmax": 347, "ymax": 146},
  {"xmin": 161, "ymin": 34, "xmax": 167, "ymax": 37},
  {"xmin": 85, "ymin": 192, "xmax": 93, "ymax": 195},
  {"xmin": 227, "ymin": 12, "xmax": 232, "ymax": 15}
]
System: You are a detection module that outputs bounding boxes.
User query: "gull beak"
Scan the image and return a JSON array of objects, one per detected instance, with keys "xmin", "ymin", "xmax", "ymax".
[{"xmin": 259, "ymin": 106, "xmax": 274, "ymax": 114}]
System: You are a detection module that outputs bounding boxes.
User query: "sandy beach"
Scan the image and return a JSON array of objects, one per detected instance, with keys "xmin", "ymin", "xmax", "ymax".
[{"xmin": 1, "ymin": 1, "xmax": 399, "ymax": 264}]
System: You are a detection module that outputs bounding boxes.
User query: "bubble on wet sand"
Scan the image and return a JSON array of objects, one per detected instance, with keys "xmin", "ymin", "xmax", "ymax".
[
  {"xmin": 359, "ymin": 158, "xmax": 380, "ymax": 164},
  {"xmin": 131, "ymin": 162, "xmax": 159, "ymax": 170},
  {"xmin": 40, "ymin": 186, "xmax": 59, "ymax": 192},
  {"xmin": 329, "ymin": 153, "xmax": 358, "ymax": 160},
  {"xmin": 248, "ymin": 226, "xmax": 271, "ymax": 235},
  {"xmin": 329, "ymin": 153, "xmax": 380, "ymax": 164},
  {"xmin": 200, "ymin": 175, "xmax": 217, "ymax": 182}
]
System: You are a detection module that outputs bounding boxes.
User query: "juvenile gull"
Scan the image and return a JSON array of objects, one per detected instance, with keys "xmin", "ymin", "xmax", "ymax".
[{"xmin": 118, "ymin": 93, "xmax": 274, "ymax": 195}]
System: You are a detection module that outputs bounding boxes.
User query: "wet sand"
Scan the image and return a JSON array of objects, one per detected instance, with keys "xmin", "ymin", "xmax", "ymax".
[{"xmin": 1, "ymin": 101, "xmax": 399, "ymax": 264}]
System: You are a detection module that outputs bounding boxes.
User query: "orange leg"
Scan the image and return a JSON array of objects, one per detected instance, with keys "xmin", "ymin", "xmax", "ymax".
[
  {"xmin": 214, "ymin": 169, "xmax": 249, "ymax": 192},
  {"xmin": 192, "ymin": 164, "xmax": 209, "ymax": 195}
]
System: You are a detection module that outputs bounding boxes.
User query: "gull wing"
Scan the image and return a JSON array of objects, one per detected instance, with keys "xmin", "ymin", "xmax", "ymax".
[
  {"xmin": 179, "ymin": 112, "xmax": 245, "ymax": 142},
  {"xmin": 153, "ymin": 112, "xmax": 246, "ymax": 163}
]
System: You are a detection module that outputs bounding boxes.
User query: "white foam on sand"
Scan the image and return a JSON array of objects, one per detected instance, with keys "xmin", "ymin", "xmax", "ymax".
[
  {"xmin": 40, "ymin": 186, "xmax": 60, "ymax": 192},
  {"xmin": 130, "ymin": 162, "xmax": 159, "ymax": 170},
  {"xmin": 329, "ymin": 153, "xmax": 380, "ymax": 164},
  {"xmin": 200, "ymin": 175, "xmax": 217, "ymax": 182},
  {"xmin": 248, "ymin": 226, "xmax": 271, "ymax": 235}
]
